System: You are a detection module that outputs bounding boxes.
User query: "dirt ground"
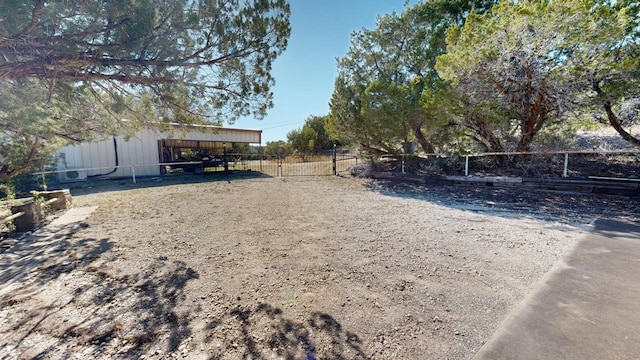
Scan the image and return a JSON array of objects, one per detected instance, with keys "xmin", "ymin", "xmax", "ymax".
[{"xmin": 1, "ymin": 173, "xmax": 638, "ymax": 359}]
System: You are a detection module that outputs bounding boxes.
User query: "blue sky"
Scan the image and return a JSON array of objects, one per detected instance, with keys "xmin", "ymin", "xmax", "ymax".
[{"xmin": 232, "ymin": 0, "xmax": 416, "ymax": 144}]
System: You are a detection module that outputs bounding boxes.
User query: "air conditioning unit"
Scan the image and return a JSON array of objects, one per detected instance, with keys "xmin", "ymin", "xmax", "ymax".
[{"xmin": 59, "ymin": 169, "xmax": 87, "ymax": 182}]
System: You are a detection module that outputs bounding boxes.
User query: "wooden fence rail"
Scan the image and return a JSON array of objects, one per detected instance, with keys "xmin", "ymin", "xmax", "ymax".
[{"xmin": 0, "ymin": 211, "xmax": 25, "ymax": 225}]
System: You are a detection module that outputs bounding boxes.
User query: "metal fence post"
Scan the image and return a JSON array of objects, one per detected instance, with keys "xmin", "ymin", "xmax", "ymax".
[
  {"xmin": 563, "ymin": 153, "xmax": 569, "ymax": 178},
  {"xmin": 333, "ymin": 144, "xmax": 337, "ymax": 175},
  {"xmin": 40, "ymin": 173, "xmax": 47, "ymax": 191},
  {"xmin": 465, "ymin": 156, "xmax": 469, "ymax": 176}
]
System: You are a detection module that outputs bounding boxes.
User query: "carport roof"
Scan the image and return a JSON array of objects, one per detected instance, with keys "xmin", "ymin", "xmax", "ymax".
[{"xmin": 165, "ymin": 122, "xmax": 262, "ymax": 134}]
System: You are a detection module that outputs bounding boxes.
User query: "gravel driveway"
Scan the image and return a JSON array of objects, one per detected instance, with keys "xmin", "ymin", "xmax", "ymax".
[{"xmin": 1, "ymin": 174, "xmax": 636, "ymax": 359}]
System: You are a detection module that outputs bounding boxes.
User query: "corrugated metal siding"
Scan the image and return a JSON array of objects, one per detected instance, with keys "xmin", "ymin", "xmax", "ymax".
[
  {"xmin": 55, "ymin": 127, "xmax": 261, "ymax": 179},
  {"xmin": 58, "ymin": 144, "xmax": 84, "ymax": 170},
  {"xmin": 118, "ymin": 131, "xmax": 161, "ymax": 177},
  {"xmin": 87, "ymin": 138, "xmax": 117, "ymax": 176}
]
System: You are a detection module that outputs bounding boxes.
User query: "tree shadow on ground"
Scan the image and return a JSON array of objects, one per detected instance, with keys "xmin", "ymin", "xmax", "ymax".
[
  {"xmin": 205, "ymin": 302, "xmax": 367, "ymax": 360},
  {"xmin": 0, "ymin": 224, "xmax": 367, "ymax": 359},
  {"xmin": 65, "ymin": 258, "xmax": 200, "ymax": 358},
  {"xmin": 0, "ymin": 226, "xmax": 200, "ymax": 359},
  {"xmin": 365, "ymin": 179, "xmax": 640, "ymax": 226},
  {"xmin": 0, "ymin": 221, "xmax": 104, "ymax": 294}
]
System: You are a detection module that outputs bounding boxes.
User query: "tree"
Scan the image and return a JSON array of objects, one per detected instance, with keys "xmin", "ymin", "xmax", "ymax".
[
  {"xmin": 304, "ymin": 115, "xmax": 334, "ymax": 152},
  {"xmin": 436, "ymin": 0, "xmax": 636, "ymax": 151},
  {"xmin": 282, "ymin": 115, "xmax": 336, "ymax": 160},
  {"xmin": 0, "ymin": 0, "xmax": 290, "ymax": 181},
  {"xmin": 329, "ymin": 0, "xmax": 495, "ymax": 156},
  {"xmin": 232, "ymin": 142, "xmax": 250, "ymax": 154},
  {"xmin": 420, "ymin": 85, "xmax": 506, "ymax": 153},
  {"xmin": 287, "ymin": 126, "xmax": 317, "ymax": 161},
  {"xmin": 0, "ymin": 78, "xmax": 123, "ymax": 183},
  {"xmin": 1, "ymin": 79, "xmax": 64, "ymax": 182},
  {"xmin": 582, "ymin": 0, "xmax": 640, "ymax": 146},
  {"xmin": 263, "ymin": 140, "xmax": 292, "ymax": 158}
]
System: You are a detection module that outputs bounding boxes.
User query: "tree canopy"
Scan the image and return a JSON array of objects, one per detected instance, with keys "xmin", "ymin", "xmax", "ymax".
[
  {"xmin": 286, "ymin": 115, "xmax": 335, "ymax": 160},
  {"xmin": 0, "ymin": 0, "xmax": 290, "ymax": 122},
  {"xmin": 328, "ymin": 0, "xmax": 638, "ymax": 158},
  {"xmin": 436, "ymin": 0, "xmax": 638, "ymax": 151},
  {"xmin": 0, "ymin": 0, "xmax": 290, "ymax": 183},
  {"xmin": 263, "ymin": 140, "xmax": 291, "ymax": 158},
  {"xmin": 287, "ymin": 125, "xmax": 317, "ymax": 161},
  {"xmin": 328, "ymin": 0, "xmax": 495, "ymax": 156}
]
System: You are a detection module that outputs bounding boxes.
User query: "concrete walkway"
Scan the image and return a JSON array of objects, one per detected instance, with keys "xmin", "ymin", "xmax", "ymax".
[
  {"xmin": 0, "ymin": 206, "xmax": 97, "ymax": 297},
  {"xmin": 475, "ymin": 219, "xmax": 640, "ymax": 360}
]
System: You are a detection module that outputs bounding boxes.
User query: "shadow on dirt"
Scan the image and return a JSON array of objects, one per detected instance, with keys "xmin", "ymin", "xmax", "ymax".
[
  {"xmin": 70, "ymin": 258, "xmax": 200, "ymax": 358},
  {"xmin": 0, "ymin": 224, "xmax": 366, "ymax": 359},
  {"xmin": 365, "ymin": 179, "xmax": 640, "ymax": 225},
  {"xmin": 0, "ymin": 227, "xmax": 200, "ymax": 358},
  {"xmin": 205, "ymin": 303, "xmax": 367, "ymax": 360},
  {"xmin": 0, "ymin": 222, "xmax": 102, "ymax": 292}
]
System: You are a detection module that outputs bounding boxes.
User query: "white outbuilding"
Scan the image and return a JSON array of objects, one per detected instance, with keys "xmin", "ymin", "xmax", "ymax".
[{"xmin": 55, "ymin": 123, "xmax": 262, "ymax": 181}]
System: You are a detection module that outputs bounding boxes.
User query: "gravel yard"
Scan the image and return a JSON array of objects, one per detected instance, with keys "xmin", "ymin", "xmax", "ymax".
[{"xmin": 1, "ymin": 174, "xmax": 637, "ymax": 359}]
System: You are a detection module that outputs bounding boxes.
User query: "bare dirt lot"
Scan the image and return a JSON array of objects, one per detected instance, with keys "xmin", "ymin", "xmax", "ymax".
[{"xmin": 1, "ymin": 174, "xmax": 638, "ymax": 359}]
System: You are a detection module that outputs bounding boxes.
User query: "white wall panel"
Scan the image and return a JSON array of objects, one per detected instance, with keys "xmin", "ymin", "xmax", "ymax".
[{"xmin": 57, "ymin": 144, "xmax": 84, "ymax": 170}]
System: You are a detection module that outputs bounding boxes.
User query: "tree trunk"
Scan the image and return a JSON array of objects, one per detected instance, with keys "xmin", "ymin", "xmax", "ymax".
[
  {"xmin": 516, "ymin": 132, "xmax": 533, "ymax": 152},
  {"xmin": 359, "ymin": 143, "xmax": 391, "ymax": 156},
  {"xmin": 0, "ymin": 136, "xmax": 40, "ymax": 182},
  {"xmin": 411, "ymin": 124, "xmax": 435, "ymax": 154},
  {"xmin": 603, "ymin": 100, "xmax": 640, "ymax": 147},
  {"xmin": 593, "ymin": 81, "xmax": 640, "ymax": 147},
  {"xmin": 469, "ymin": 116, "xmax": 505, "ymax": 153},
  {"xmin": 517, "ymin": 101, "xmax": 547, "ymax": 152}
]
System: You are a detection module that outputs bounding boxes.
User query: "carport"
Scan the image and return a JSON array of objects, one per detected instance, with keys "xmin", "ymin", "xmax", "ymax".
[{"xmin": 56, "ymin": 124, "xmax": 262, "ymax": 179}]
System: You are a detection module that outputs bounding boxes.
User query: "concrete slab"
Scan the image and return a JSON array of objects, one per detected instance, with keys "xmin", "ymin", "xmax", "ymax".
[
  {"xmin": 475, "ymin": 219, "xmax": 640, "ymax": 360},
  {"xmin": 48, "ymin": 206, "xmax": 97, "ymax": 227}
]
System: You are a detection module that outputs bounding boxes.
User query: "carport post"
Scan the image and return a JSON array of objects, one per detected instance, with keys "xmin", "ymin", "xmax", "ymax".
[{"xmin": 223, "ymin": 142, "xmax": 228, "ymax": 174}]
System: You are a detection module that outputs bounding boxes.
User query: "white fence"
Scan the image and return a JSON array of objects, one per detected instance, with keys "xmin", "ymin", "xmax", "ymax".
[{"xmin": 389, "ymin": 149, "xmax": 640, "ymax": 180}]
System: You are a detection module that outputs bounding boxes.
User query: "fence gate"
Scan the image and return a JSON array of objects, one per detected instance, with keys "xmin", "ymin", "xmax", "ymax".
[{"xmin": 257, "ymin": 150, "xmax": 358, "ymax": 177}]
